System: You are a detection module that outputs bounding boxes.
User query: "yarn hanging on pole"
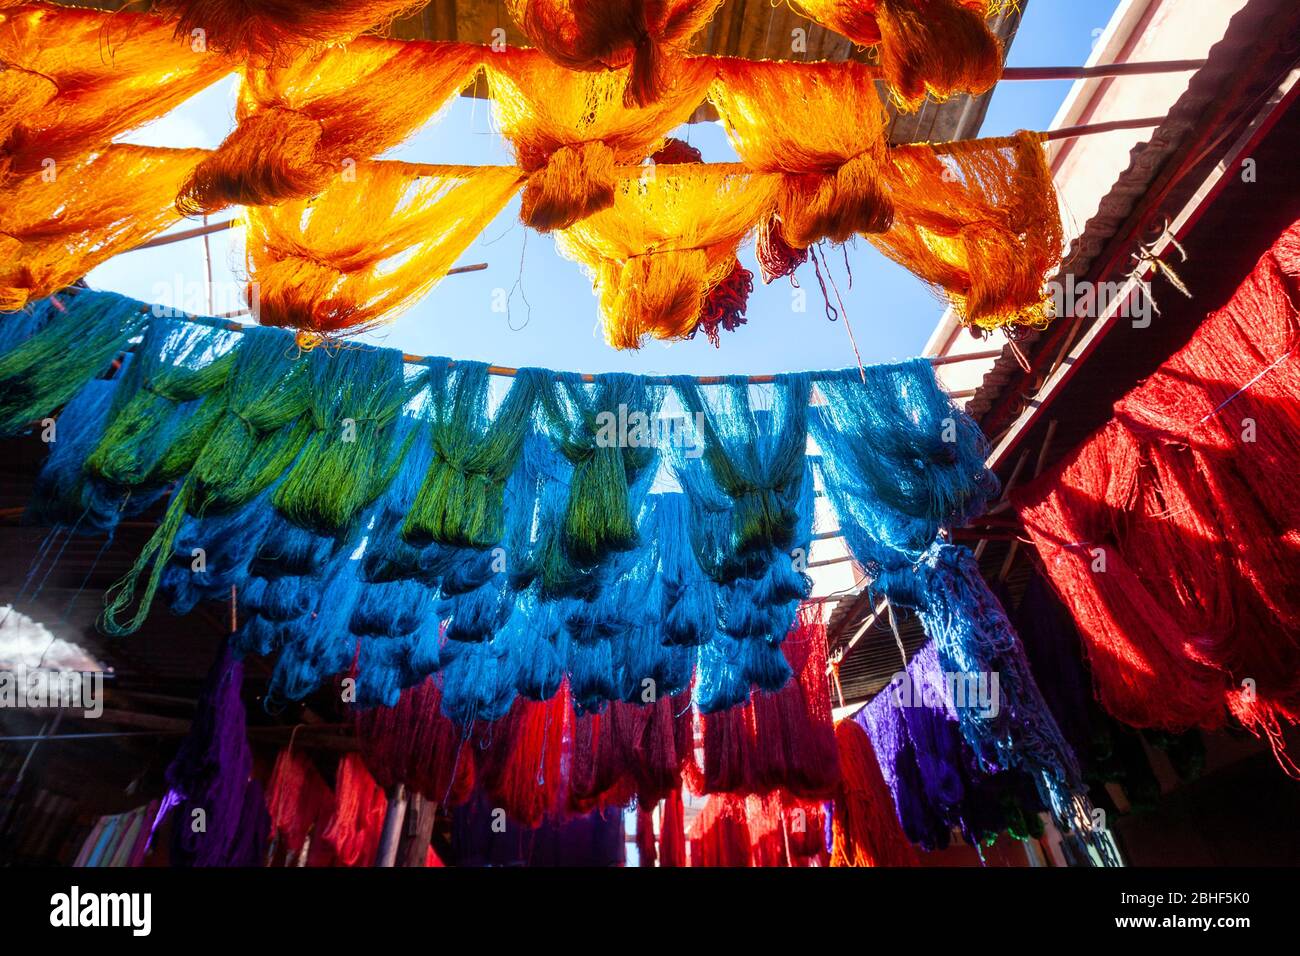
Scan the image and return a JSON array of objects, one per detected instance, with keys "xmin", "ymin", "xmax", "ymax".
[
  {"xmin": 504, "ymin": 0, "xmax": 722, "ymax": 107},
  {"xmin": 1015, "ymin": 219, "xmax": 1300, "ymax": 773},
  {"xmin": 0, "ymin": 5, "xmax": 229, "ymax": 184},
  {"xmin": 245, "ymin": 162, "xmax": 523, "ymax": 337},
  {"xmin": 485, "ymin": 46, "xmax": 714, "ymax": 231},
  {"xmin": 709, "ymin": 58, "xmax": 893, "ymax": 249},
  {"xmin": 177, "ymin": 39, "xmax": 482, "ymax": 213},
  {"xmin": 155, "ymin": 0, "xmax": 427, "ymax": 62}
]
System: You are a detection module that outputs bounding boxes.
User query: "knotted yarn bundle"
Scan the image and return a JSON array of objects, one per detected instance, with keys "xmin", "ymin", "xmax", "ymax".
[
  {"xmin": 485, "ymin": 46, "xmax": 714, "ymax": 231},
  {"xmin": 709, "ymin": 58, "xmax": 893, "ymax": 249},
  {"xmin": 871, "ymin": 131, "xmax": 1064, "ymax": 331}
]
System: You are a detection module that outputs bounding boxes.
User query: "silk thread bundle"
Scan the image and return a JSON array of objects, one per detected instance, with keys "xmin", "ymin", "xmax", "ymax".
[
  {"xmin": 156, "ymin": 0, "xmax": 427, "ymax": 62},
  {"xmin": 829, "ymin": 719, "xmax": 918, "ymax": 867},
  {"xmin": 658, "ymin": 788, "xmax": 687, "ymax": 867},
  {"xmin": 789, "ymin": 0, "xmax": 1003, "ymax": 108},
  {"xmin": 321, "ymin": 753, "xmax": 389, "ymax": 866},
  {"xmin": 0, "ymin": 146, "xmax": 206, "ymax": 311},
  {"xmin": 15, "ymin": 290, "xmax": 1001, "ymax": 719},
  {"xmin": 876, "ymin": 543, "xmax": 1110, "ymax": 860},
  {"xmin": 1015, "ymin": 220, "xmax": 1300, "ymax": 771},
  {"xmin": 697, "ymin": 605, "xmax": 838, "ymax": 795},
  {"xmin": 709, "ymin": 58, "xmax": 893, "ymax": 249},
  {"xmin": 871, "ymin": 131, "xmax": 1063, "ymax": 331},
  {"xmin": 245, "ymin": 161, "xmax": 523, "ymax": 337},
  {"xmin": 266, "ymin": 746, "xmax": 336, "ymax": 865},
  {"xmin": 403, "ymin": 360, "xmax": 539, "ymax": 549},
  {"xmin": 476, "ymin": 688, "xmax": 570, "ymax": 826},
  {"xmin": 485, "ymin": 46, "xmax": 714, "ymax": 231},
  {"xmin": 858, "ymin": 640, "xmax": 1046, "ymax": 850},
  {"xmin": 161, "ymin": 643, "xmax": 270, "ymax": 867},
  {"xmin": 0, "ymin": 4, "xmax": 228, "ymax": 184},
  {"xmin": 178, "ymin": 39, "xmax": 482, "ymax": 213},
  {"xmin": 505, "ymin": 0, "xmax": 722, "ymax": 107},
  {"xmin": 670, "ymin": 380, "xmax": 815, "ymax": 704},
  {"xmin": 0, "ymin": 290, "xmax": 147, "ymax": 438},
  {"xmin": 356, "ymin": 677, "xmax": 476, "ymax": 809},
  {"xmin": 554, "ymin": 165, "xmax": 780, "ymax": 348},
  {"xmin": 811, "ymin": 358, "xmax": 997, "ymax": 574}
]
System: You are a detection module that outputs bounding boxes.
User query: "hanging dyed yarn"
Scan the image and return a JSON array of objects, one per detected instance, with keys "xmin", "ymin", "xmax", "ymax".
[
  {"xmin": 178, "ymin": 39, "xmax": 482, "ymax": 213},
  {"xmin": 1015, "ymin": 220, "xmax": 1300, "ymax": 772},
  {"xmin": 0, "ymin": 146, "xmax": 206, "ymax": 311},
  {"xmin": 16, "ymin": 288, "xmax": 1010, "ymax": 720},
  {"xmin": 356, "ymin": 678, "xmax": 477, "ymax": 810},
  {"xmin": 0, "ymin": 4, "xmax": 228, "ymax": 184},
  {"xmin": 871, "ymin": 131, "xmax": 1064, "ymax": 331},
  {"xmin": 554, "ymin": 165, "xmax": 779, "ymax": 348},
  {"xmin": 698, "ymin": 607, "xmax": 839, "ymax": 795},
  {"xmin": 155, "ymin": 0, "xmax": 426, "ymax": 62},
  {"xmin": 158, "ymin": 644, "xmax": 270, "ymax": 867},
  {"xmin": 504, "ymin": 0, "xmax": 722, "ymax": 107},
  {"xmin": 0, "ymin": 290, "xmax": 148, "ymax": 439},
  {"xmin": 266, "ymin": 746, "xmax": 337, "ymax": 865},
  {"xmin": 245, "ymin": 161, "xmax": 523, "ymax": 336},
  {"xmin": 709, "ymin": 58, "xmax": 893, "ymax": 249},
  {"xmin": 858, "ymin": 640, "xmax": 1047, "ymax": 851},
  {"xmin": 321, "ymin": 753, "xmax": 389, "ymax": 867},
  {"xmin": 829, "ymin": 719, "xmax": 918, "ymax": 866},
  {"xmin": 485, "ymin": 46, "xmax": 714, "ymax": 231},
  {"xmin": 789, "ymin": 0, "xmax": 1003, "ymax": 108}
]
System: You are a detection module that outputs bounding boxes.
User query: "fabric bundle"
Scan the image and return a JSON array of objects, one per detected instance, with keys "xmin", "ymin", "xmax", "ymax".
[
  {"xmin": 555, "ymin": 164, "xmax": 779, "ymax": 348},
  {"xmin": 0, "ymin": 5, "xmax": 228, "ymax": 184},
  {"xmin": 709, "ymin": 58, "xmax": 893, "ymax": 249},
  {"xmin": 485, "ymin": 46, "xmax": 714, "ymax": 231},
  {"xmin": 245, "ymin": 161, "xmax": 523, "ymax": 337},
  {"xmin": 0, "ymin": 146, "xmax": 206, "ymax": 311},
  {"xmin": 504, "ymin": 0, "xmax": 722, "ymax": 107},
  {"xmin": 829, "ymin": 720, "xmax": 918, "ymax": 866},
  {"xmin": 178, "ymin": 38, "xmax": 482, "ymax": 213},
  {"xmin": 791, "ymin": 0, "xmax": 1004, "ymax": 108},
  {"xmin": 1015, "ymin": 220, "xmax": 1300, "ymax": 773},
  {"xmin": 871, "ymin": 131, "xmax": 1064, "ymax": 331}
]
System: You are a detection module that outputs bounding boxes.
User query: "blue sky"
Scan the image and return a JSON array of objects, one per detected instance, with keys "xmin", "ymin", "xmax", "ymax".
[{"xmin": 91, "ymin": 1, "xmax": 1121, "ymax": 377}]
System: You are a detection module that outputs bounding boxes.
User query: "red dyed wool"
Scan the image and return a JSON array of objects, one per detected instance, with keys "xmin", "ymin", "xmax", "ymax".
[
  {"xmin": 477, "ymin": 687, "xmax": 569, "ymax": 828},
  {"xmin": 355, "ymin": 678, "xmax": 475, "ymax": 809},
  {"xmin": 1015, "ymin": 219, "xmax": 1300, "ymax": 773},
  {"xmin": 266, "ymin": 746, "xmax": 336, "ymax": 865},
  {"xmin": 702, "ymin": 608, "xmax": 841, "ymax": 796},
  {"xmin": 321, "ymin": 754, "xmax": 389, "ymax": 866}
]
